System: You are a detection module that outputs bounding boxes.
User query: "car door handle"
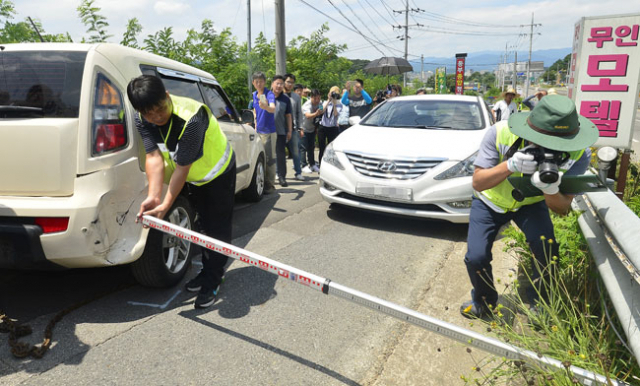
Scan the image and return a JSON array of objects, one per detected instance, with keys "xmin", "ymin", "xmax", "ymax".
[{"xmin": 250, "ymin": 134, "xmax": 255, "ymax": 141}]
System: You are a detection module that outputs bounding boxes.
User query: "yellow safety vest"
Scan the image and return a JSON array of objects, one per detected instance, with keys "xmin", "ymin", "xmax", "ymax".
[
  {"xmin": 155, "ymin": 95, "xmax": 233, "ymax": 186},
  {"xmin": 478, "ymin": 121, "xmax": 584, "ymax": 213}
]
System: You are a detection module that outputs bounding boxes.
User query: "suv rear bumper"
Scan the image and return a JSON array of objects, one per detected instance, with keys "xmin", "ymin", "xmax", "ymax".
[{"xmin": 0, "ymin": 221, "xmax": 64, "ymax": 270}]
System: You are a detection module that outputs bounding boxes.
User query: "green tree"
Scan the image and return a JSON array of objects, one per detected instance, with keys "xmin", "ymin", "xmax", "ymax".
[
  {"xmin": 286, "ymin": 24, "xmax": 350, "ymax": 91},
  {"xmin": 121, "ymin": 18, "xmax": 142, "ymax": 48},
  {"xmin": 0, "ymin": 0, "xmax": 15, "ymax": 20},
  {"xmin": 77, "ymin": 0, "xmax": 111, "ymax": 43},
  {"xmin": 144, "ymin": 27, "xmax": 180, "ymax": 60}
]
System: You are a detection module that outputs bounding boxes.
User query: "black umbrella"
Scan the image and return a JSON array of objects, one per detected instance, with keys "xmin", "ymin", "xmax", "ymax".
[{"xmin": 363, "ymin": 57, "xmax": 413, "ymax": 76}]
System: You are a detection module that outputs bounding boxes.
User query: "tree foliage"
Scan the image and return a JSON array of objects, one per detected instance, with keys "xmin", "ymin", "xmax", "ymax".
[
  {"xmin": 541, "ymin": 53, "xmax": 571, "ymax": 84},
  {"xmin": 0, "ymin": 0, "xmax": 15, "ymax": 20},
  {"xmin": 0, "ymin": 0, "xmax": 71, "ymax": 44},
  {"xmin": 77, "ymin": 0, "xmax": 111, "ymax": 43},
  {"xmin": 121, "ymin": 18, "xmax": 142, "ymax": 48}
]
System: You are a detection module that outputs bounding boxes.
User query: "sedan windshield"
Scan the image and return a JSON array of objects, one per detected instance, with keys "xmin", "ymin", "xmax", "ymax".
[{"xmin": 360, "ymin": 99, "xmax": 486, "ymax": 130}]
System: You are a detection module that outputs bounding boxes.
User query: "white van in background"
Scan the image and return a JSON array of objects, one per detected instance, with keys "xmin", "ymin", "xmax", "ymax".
[{"xmin": 0, "ymin": 43, "xmax": 264, "ymax": 287}]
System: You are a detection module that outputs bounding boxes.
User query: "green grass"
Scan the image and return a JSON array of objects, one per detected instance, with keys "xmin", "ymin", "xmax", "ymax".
[
  {"xmin": 461, "ymin": 157, "xmax": 640, "ymax": 385},
  {"xmin": 461, "ymin": 210, "xmax": 640, "ymax": 385}
]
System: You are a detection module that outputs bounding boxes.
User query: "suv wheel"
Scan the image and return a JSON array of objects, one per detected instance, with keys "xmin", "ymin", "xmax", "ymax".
[
  {"xmin": 131, "ymin": 195, "xmax": 195, "ymax": 287},
  {"xmin": 242, "ymin": 154, "xmax": 264, "ymax": 202}
]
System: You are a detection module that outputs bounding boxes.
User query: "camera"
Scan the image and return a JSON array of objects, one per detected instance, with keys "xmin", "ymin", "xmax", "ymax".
[
  {"xmin": 331, "ymin": 92, "xmax": 341, "ymax": 100},
  {"xmin": 522, "ymin": 147, "xmax": 570, "ymax": 183},
  {"xmin": 374, "ymin": 90, "xmax": 386, "ymax": 104}
]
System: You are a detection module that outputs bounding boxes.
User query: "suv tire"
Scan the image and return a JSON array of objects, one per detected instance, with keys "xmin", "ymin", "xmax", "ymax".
[
  {"xmin": 131, "ymin": 195, "xmax": 196, "ymax": 287},
  {"xmin": 242, "ymin": 154, "xmax": 265, "ymax": 202}
]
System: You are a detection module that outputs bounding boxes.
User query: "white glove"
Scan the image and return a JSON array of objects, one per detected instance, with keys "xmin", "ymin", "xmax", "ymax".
[
  {"xmin": 531, "ymin": 171, "xmax": 563, "ymax": 195},
  {"xmin": 507, "ymin": 152, "xmax": 537, "ymax": 174}
]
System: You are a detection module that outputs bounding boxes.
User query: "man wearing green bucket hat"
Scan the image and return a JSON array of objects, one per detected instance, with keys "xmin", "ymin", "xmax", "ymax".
[{"xmin": 461, "ymin": 95, "xmax": 599, "ymax": 319}]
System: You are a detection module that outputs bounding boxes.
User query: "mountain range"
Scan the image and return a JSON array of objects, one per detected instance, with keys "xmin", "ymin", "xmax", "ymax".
[{"xmin": 407, "ymin": 48, "xmax": 571, "ymax": 74}]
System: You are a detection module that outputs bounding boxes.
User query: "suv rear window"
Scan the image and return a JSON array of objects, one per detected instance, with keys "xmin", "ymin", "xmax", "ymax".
[{"xmin": 0, "ymin": 51, "xmax": 87, "ymax": 118}]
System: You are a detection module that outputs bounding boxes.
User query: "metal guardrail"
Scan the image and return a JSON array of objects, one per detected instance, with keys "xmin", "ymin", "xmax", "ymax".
[{"xmin": 574, "ymin": 186, "xmax": 640, "ymax": 368}]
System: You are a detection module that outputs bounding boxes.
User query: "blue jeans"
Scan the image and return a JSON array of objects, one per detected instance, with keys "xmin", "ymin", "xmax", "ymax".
[
  {"xmin": 286, "ymin": 130, "xmax": 302, "ymax": 175},
  {"xmin": 464, "ymin": 197, "xmax": 557, "ymax": 307}
]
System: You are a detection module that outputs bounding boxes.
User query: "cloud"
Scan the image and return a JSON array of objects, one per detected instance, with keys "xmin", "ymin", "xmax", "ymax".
[{"xmin": 154, "ymin": 1, "xmax": 191, "ymax": 15}]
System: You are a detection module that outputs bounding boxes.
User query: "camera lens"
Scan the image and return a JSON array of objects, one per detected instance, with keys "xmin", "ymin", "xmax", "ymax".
[{"xmin": 538, "ymin": 162, "xmax": 559, "ymax": 183}]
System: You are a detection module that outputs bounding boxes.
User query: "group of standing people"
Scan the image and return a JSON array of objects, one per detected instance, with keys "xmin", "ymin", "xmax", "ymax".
[{"xmin": 251, "ymin": 74, "xmax": 373, "ymax": 193}]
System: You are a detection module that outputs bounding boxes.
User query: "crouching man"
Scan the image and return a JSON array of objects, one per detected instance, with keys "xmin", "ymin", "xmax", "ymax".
[
  {"xmin": 128, "ymin": 75, "xmax": 235, "ymax": 309},
  {"xmin": 461, "ymin": 95, "xmax": 598, "ymax": 318}
]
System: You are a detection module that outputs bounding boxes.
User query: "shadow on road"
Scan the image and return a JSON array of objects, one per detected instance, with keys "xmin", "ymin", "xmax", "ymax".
[
  {"xmin": 206, "ymin": 265, "xmax": 278, "ymax": 319},
  {"xmin": 0, "ymin": 191, "xmax": 280, "ymax": 379},
  {"xmin": 326, "ymin": 203, "xmax": 469, "ymax": 241},
  {"xmin": 178, "ymin": 310, "xmax": 361, "ymax": 386}
]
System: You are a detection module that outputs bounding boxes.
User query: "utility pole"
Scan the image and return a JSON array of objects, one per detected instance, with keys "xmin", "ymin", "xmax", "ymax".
[
  {"xmin": 504, "ymin": 42, "xmax": 509, "ymax": 90},
  {"xmin": 513, "ymin": 51, "xmax": 517, "ymax": 90},
  {"xmin": 247, "ymin": 0, "xmax": 252, "ymax": 94},
  {"xmin": 421, "ymin": 54, "xmax": 424, "ymax": 82},
  {"xmin": 521, "ymin": 13, "xmax": 541, "ymax": 98},
  {"xmin": 501, "ymin": 54, "xmax": 506, "ymax": 91},
  {"xmin": 393, "ymin": 2, "xmax": 423, "ymax": 87},
  {"xmin": 275, "ymin": 0, "xmax": 286, "ymax": 76}
]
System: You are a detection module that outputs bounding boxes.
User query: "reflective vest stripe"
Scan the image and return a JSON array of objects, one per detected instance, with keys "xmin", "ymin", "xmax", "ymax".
[
  {"xmin": 478, "ymin": 121, "xmax": 584, "ymax": 212},
  {"xmin": 189, "ymin": 142, "xmax": 232, "ymax": 184},
  {"xmin": 153, "ymin": 95, "xmax": 232, "ymax": 187}
]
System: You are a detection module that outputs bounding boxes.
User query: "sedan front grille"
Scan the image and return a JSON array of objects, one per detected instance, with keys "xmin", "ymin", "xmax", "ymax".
[{"xmin": 344, "ymin": 151, "xmax": 446, "ymax": 180}]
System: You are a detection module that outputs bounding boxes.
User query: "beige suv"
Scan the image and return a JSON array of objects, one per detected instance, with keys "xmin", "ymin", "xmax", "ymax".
[{"xmin": 0, "ymin": 43, "xmax": 265, "ymax": 287}]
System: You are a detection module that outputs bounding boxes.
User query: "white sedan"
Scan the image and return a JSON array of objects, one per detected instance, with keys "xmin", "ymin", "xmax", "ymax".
[{"xmin": 319, "ymin": 94, "xmax": 493, "ymax": 223}]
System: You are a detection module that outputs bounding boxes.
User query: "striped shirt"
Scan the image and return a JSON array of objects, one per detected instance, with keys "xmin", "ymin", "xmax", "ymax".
[{"xmin": 135, "ymin": 106, "xmax": 208, "ymax": 166}]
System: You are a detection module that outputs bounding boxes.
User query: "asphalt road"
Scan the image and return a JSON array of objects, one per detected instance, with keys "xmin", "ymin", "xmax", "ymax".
[{"xmin": 3, "ymin": 164, "xmax": 510, "ymax": 385}]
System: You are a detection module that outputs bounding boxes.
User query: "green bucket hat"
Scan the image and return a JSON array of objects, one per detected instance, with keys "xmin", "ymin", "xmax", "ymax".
[{"xmin": 508, "ymin": 94, "xmax": 598, "ymax": 151}]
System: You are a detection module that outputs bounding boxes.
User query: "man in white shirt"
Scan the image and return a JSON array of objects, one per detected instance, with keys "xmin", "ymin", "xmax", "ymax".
[{"xmin": 492, "ymin": 88, "xmax": 517, "ymax": 122}]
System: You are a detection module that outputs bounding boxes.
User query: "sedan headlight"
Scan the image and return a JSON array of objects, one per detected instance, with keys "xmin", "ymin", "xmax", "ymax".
[
  {"xmin": 434, "ymin": 152, "xmax": 477, "ymax": 180},
  {"xmin": 322, "ymin": 143, "xmax": 345, "ymax": 170}
]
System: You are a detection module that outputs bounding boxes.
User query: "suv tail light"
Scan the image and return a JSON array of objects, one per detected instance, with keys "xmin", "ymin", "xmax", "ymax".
[
  {"xmin": 95, "ymin": 123, "xmax": 126, "ymax": 153},
  {"xmin": 92, "ymin": 73, "xmax": 128, "ymax": 155},
  {"xmin": 35, "ymin": 217, "xmax": 69, "ymax": 234}
]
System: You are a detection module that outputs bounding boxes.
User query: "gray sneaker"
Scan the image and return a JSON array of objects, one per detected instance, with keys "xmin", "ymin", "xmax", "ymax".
[{"xmin": 295, "ymin": 173, "xmax": 305, "ymax": 181}]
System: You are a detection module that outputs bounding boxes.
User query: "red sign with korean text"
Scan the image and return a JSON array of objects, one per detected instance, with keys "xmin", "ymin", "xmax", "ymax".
[
  {"xmin": 569, "ymin": 14, "xmax": 640, "ymax": 148},
  {"xmin": 455, "ymin": 57, "xmax": 465, "ymax": 95}
]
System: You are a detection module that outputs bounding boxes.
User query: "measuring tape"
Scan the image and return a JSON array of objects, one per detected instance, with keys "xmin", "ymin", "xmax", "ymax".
[{"xmin": 142, "ymin": 215, "xmax": 626, "ymax": 386}]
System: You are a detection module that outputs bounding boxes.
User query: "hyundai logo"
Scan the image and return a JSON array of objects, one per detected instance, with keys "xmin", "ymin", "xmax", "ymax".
[{"xmin": 377, "ymin": 161, "xmax": 397, "ymax": 172}]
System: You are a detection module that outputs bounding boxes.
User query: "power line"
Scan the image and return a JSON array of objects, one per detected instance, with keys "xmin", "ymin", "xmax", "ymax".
[
  {"xmin": 340, "ymin": 0, "xmax": 384, "ymax": 50},
  {"xmin": 297, "ymin": 0, "xmax": 419, "ymax": 57},
  {"xmin": 363, "ymin": 0, "xmax": 397, "ymax": 30},
  {"xmin": 355, "ymin": 0, "xmax": 396, "ymax": 45},
  {"xmin": 378, "ymin": 0, "xmax": 399, "ymax": 22},
  {"xmin": 326, "ymin": 0, "xmax": 385, "ymax": 55},
  {"xmin": 415, "ymin": 26, "xmax": 508, "ymax": 36},
  {"xmin": 414, "ymin": 12, "xmax": 521, "ymax": 28}
]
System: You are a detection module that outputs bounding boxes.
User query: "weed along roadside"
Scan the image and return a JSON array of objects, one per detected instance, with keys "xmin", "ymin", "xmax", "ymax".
[{"xmin": 458, "ymin": 205, "xmax": 640, "ymax": 385}]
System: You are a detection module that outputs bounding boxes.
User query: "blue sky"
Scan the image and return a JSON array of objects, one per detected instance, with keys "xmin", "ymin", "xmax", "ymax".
[{"xmin": 11, "ymin": 0, "xmax": 640, "ymax": 60}]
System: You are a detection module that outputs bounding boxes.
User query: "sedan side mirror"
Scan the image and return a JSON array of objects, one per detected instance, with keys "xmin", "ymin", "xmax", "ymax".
[{"xmin": 241, "ymin": 109, "xmax": 255, "ymax": 125}]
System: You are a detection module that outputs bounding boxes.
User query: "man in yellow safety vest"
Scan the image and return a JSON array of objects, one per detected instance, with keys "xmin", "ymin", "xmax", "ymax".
[
  {"xmin": 461, "ymin": 95, "xmax": 598, "ymax": 318},
  {"xmin": 127, "ymin": 75, "xmax": 235, "ymax": 309}
]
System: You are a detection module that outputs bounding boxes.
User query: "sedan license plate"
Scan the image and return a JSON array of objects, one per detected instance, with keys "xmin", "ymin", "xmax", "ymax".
[{"xmin": 356, "ymin": 183, "xmax": 412, "ymax": 201}]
